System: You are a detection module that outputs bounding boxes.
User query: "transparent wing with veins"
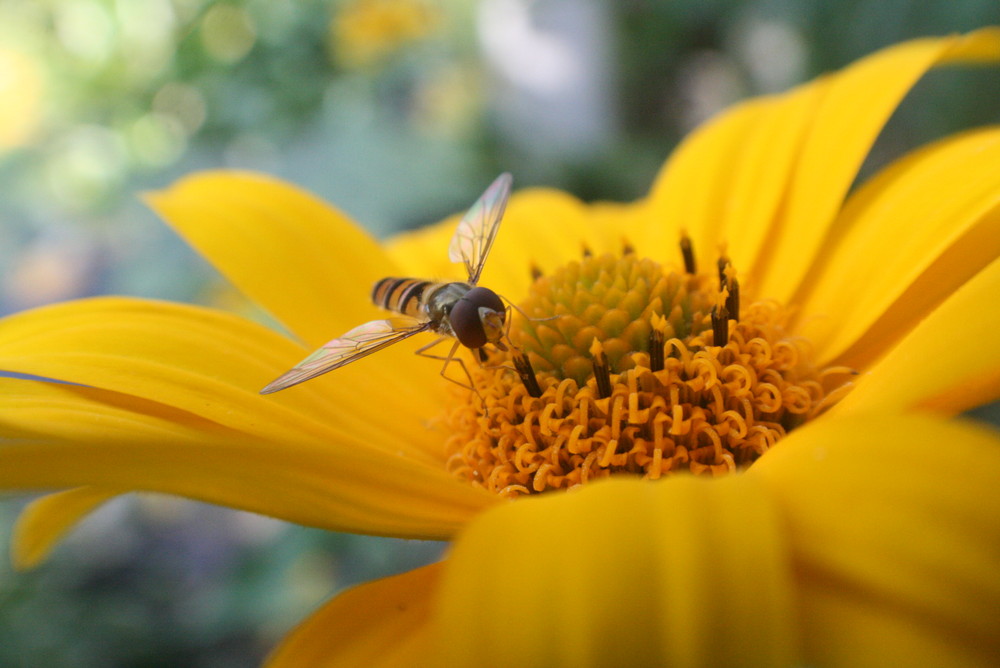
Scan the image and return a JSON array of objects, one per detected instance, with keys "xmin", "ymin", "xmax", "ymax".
[
  {"xmin": 448, "ymin": 172, "xmax": 512, "ymax": 284},
  {"xmin": 260, "ymin": 317, "xmax": 432, "ymax": 394}
]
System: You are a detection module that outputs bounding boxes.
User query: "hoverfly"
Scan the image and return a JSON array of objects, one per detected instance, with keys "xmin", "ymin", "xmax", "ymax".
[{"xmin": 260, "ymin": 172, "xmax": 514, "ymax": 395}]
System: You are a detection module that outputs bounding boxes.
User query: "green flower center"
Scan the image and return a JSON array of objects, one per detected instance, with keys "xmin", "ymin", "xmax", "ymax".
[{"xmin": 444, "ymin": 247, "xmax": 853, "ymax": 497}]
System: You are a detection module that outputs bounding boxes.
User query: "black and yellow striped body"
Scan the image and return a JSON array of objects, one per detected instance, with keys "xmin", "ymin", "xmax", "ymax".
[
  {"xmin": 372, "ymin": 277, "xmax": 435, "ymax": 318},
  {"xmin": 371, "ymin": 277, "xmax": 506, "ymax": 349},
  {"xmin": 371, "ymin": 277, "xmax": 473, "ymax": 336}
]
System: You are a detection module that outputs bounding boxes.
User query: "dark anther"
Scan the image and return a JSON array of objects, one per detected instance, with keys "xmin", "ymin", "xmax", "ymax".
[
  {"xmin": 477, "ymin": 347, "xmax": 490, "ymax": 364},
  {"xmin": 648, "ymin": 327, "xmax": 665, "ymax": 373},
  {"xmin": 717, "ymin": 256, "xmax": 730, "ymax": 287},
  {"xmin": 711, "ymin": 304, "xmax": 730, "ymax": 347},
  {"xmin": 582, "ymin": 244, "xmax": 593, "ymax": 258},
  {"xmin": 725, "ymin": 277, "xmax": 740, "ymax": 322},
  {"xmin": 622, "ymin": 238, "xmax": 635, "ymax": 256},
  {"xmin": 590, "ymin": 339, "xmax": 613, "ymax": 399},
  {"xmin": 513, "ymin": 352, "xmax": 543, "ymax": 398},
  {"xmin": 680, "ymin": 234, "xmax": 696, "ymax": 274},
  {"xmin": 529, "ymin": 263, "xmax": 543, "ymax": 281}
]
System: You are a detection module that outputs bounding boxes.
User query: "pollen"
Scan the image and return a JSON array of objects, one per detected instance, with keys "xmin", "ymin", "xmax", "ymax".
[{"xmin": 443, "ymin": 250, "xmax": 853, "ymax": 498}]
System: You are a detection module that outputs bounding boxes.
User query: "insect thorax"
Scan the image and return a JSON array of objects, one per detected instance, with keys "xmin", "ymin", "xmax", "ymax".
[{"xmin": 424, "ymin": 282, "xmax": 474, "ymax": 335}]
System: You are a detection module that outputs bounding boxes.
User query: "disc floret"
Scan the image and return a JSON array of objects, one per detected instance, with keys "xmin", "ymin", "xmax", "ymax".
[{"xmin": 444, "ymin": 251, "xmax": 852, "ymax": 497}]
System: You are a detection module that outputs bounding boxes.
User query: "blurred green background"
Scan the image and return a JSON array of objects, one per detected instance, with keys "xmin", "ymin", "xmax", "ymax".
[{"xmin": 1, "ymin": 0, "xmax": 998, "ymax": 665}]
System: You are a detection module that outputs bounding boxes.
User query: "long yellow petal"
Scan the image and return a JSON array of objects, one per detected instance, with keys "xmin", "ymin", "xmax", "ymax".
[
  {"xmin": 795, "ymin": 127, "xmax": 1000, "ymax": 367},
  {"xmin": 266, "ymin": 563, "xmax": 442, "ymax": 668},
  {"xmin": 145, "ymin": 171, "xmax": 398, "ymax": 349},
  {"xmin": 0, "ymin": 296, "xmax": 444, "ymax": 458},
  {"xmin": 435, "ymin": 475, "xmax": 798, "ymax": 667},
  {"xmin": 647, "ymin": 30, "xmax": 1000, "ymax": 302},
  {"xmin": 644, "ymin": 96, "xmax": 777, "ymax": 268},
  {"xmin": 0, "ymin": 380, "xmax": 496, "ymax": 540},
  {"xmin": 432, "ymin": 415, "xmax": 1000, "ymax": 667},
  {"xmin": 11, "ymin": 487, "xmax": 120, "ymax": 570},
  {"xmin": 829, "ymin": 255, "xmax": 1000, "ymax": 416},
  {"xmin": 757, "ymin": 28, "xmax": 1000, "ymax": 301},
  {"xmin": 644, "ymin": 88, "xmax": 821, "ymax": 280},
  {"xmin": 751, "ymin": 415, "xmax": 1000, "ymax": 666}
]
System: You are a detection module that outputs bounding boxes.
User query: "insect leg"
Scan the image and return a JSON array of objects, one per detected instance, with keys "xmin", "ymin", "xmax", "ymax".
[
  {"xmin": 413, "ymin": 336, "xmax": 452, "ymax": 359},
  {"xmin": 415, "ymin": 339, "xmax": 489, "ymax": 413},
  {"xmin": 415, "ymin": 339, "xmax": 473, "ymax": 389}
]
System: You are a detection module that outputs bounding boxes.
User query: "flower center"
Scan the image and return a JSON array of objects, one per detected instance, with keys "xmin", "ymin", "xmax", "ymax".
[{"xmin": 443, "ymin": 244, "xmax": 853, "ymax": 498}]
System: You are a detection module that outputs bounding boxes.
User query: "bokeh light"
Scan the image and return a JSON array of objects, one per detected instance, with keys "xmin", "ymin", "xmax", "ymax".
[{"xmin": 0, "ymin": 48, "xmax": 43, "ymax": 150}]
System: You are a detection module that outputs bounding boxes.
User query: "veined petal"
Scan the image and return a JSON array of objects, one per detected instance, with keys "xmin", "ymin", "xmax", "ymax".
[
  {"xmin": 266, "ymin": 563, "xmax": 442, "ymax": 668},
  {"xmin": 754, "ymin": 28, "xmax": 1000, "ymax": 301},
  {"xmin": 644, "ymin": 88, "xmax": 820, "ymax": 279},
  {"xmin": 12, "ymin": 487, "xmax": 120, "ymax": 570},
  {"xmin": 829, "ymin": 256, "xmax": 1000, "ymax": 416},
  {"xmin": 0, "ymin": 380, "xmax": 496, "ymax": 540},
  {"xmin": 796, "ymin": 127, "xmax": 1000, "ymax": 367},
  {"xmin": 751, "ymin": 415, "xmax": 1000, "ymax": 666},
  {"xmin": 0, "ymin": 297, "xmax": 444, "ymax": 458},
  {"xmin": 757, "ymin": 28, "xmax": 1000, "ymax": 301},
  {"xmin": 435, "ymin": 416, "xmax": 1000, "ymax": 667},
  {"xmin": 647, "ymin": 29, "xmax": 1000, "ymax": 301},
  {"xmin": 435, "ymin": 476, "xmax": 798, "ymax": 667},
  {"xmin": 145, "ymin": 171, "xmax": 397, "ymax": 349},
  {"xmin": 386, "ymin": 187, "xmax": 595, "ymax": 301}
]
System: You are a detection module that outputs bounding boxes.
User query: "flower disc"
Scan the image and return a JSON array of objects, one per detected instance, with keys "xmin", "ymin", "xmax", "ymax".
[{"xmin": 445, "ymin": 250, "xmax": 853, "ymax": 497}]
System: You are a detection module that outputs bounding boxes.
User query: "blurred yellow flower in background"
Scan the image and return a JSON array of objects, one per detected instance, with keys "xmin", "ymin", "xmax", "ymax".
[
  {"xmin": 331, "ymin": 0, "xmax": 440, "ymax": 68},
  {"xmin": 1, "ymin": 29, "xmax": 999, "ymax": 667}
]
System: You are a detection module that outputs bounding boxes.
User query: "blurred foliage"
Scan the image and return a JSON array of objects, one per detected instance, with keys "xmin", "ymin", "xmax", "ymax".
[
  {"xmin": 1, "ymin": 0, "xmax": 999, "ymax": 665},
  {"xmin": 0, "ymin": 497, "xmax": 443, "ymax": 666}
]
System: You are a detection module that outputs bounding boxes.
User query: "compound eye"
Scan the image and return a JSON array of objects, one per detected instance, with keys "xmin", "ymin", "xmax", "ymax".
[{"xmin": 450, "ymin": 287, "xmax": 504, "ymax": 348}]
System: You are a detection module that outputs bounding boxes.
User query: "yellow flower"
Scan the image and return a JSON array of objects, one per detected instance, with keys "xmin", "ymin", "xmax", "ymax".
[
  {"xmin": 3, "ymin": 29, "xmax": 1000, "ymax": 666},
  {"xmin": 331, "ymin": 0, "xmax": 439, "ymax": 68}
]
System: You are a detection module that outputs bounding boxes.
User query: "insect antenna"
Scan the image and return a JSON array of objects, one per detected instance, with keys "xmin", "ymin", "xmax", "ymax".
[{"xmin": 498, "ymin": 294, "xmax": 560, "ymax": 324}]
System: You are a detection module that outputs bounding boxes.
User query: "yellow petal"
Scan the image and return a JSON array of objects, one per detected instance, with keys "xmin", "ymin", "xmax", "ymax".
[
  {"xmin": 266, "ymin": 563, "xmax": 441, "ymax": 668},
  {"xmin": 647, "ymin": 29, "xmax": 1000, "ymax": 301},
  {"xmin": 757, "ymin": 28, "xmax": 1000, "ymax": 301},
  {"xmin": 828, "ymin": 255, "xmax": 1000, "ymax": 416},
  {"xmin": 433, "ymin": 415, "xmax": 1000, "ymax": 667},
  {"xmin": 145, "ymin": 171, "xmax": 397, "ymax": 349},
  {"xmin": 385, "ymin": 216, "xmax": 457, "ymax": 282},
  {"xmin": 386, "ymin": 187, "xmax": 596, "ymax": 302},
  {"xmin": 795, "ymin": 127, "xmax": 1000, "ymax": 367},
  {"xmin": 586, "ymin": 199, "xmax": 651, "ymax": 255},
  {"xmin": 483, "ymin": 188, "xmax": 607, "ymax": 298},
  {"xmin": 11, "ymin": 487, "xmax": 120, "ymax": 570},
  {"xmin": 644, "ymin": 89, "xmax": 821, "ymax": 279},
  {"xmin": 435, "ymin": 475, "xmax": 798, "ymax": 667},
  {"xmin": 0, "ymin": 296, "xmax": 444, "ymax": 459},
  {"xmin": 751, "ymin": 414, "xmax": 1000, "ymax": 666},
  {"xmin": 0, "ymin": 380, "xmax": 496, "ymax": 540}
]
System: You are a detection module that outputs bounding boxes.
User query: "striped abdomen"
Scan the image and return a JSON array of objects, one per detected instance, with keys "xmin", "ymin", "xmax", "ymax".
[{"xmin": 371, "ymin": 277, "xmax": 438, "ymax": 319}]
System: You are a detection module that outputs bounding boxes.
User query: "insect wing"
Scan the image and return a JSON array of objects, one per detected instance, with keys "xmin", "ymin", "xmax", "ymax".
[
  {"xmin": 448, "ymin": 172, "xmax": 512, "ymax": 284},
  {"xmin": 260, "ymin": 317, "xmax": 432, "ymax": 394}
]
